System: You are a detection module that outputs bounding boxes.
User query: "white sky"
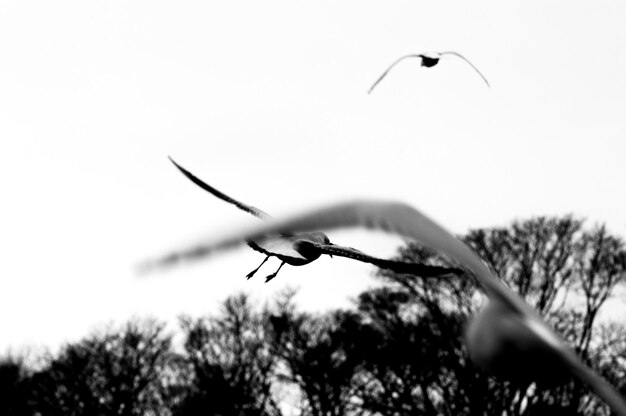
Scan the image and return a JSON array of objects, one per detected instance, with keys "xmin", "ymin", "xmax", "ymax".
[{"xmin": 2, "ymin": 1, "xmax": 626, "ymax": 352}]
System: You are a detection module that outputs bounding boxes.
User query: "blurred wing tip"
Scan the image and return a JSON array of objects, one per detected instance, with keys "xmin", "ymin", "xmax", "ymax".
[
  {"xmin": 134, "ymin": 260, "xmax": 158, "ymax": 278},
  {"xmin": 135, "ymin": 255, "xmax": 182, "ymax": 277}
]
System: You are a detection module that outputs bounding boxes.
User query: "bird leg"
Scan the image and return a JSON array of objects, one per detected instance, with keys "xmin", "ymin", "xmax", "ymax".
[
  {"xmin": 265, "ymin": 261, "xmax": 285, "ymax": 283},
  {"xmin": 246, "ymin": 256, "xmax": 269, "ymax": 279}
]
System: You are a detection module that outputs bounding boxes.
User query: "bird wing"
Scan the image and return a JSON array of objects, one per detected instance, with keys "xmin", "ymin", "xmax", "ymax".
[
  {"xmin": 139, "ymin": 199, "xmax": 626, "ymax": 414},
  {"xmin": 311, "ymin": 242, "xmax": 463, "ymax": 277},
  {"xmin": 248, "ymin": 236, "xmax": 308, "ymax": 261},
  {"xmin": 169, "ymin": 156, "xmax": 272, "ymax": 220},
  {"xmin": 141, "ymin": 200, "xmax": 513, "ymax": 304},
  {"xmin": 368, "ymin": 54, "xmax": 425, "ymax": 94},
  {"xmin": 440, "ymin": 51, "xmax": 490, "ymax": 87},
  {"xmin": 142, "ymin": 200, "xmax": 512, "ymax": 300}
]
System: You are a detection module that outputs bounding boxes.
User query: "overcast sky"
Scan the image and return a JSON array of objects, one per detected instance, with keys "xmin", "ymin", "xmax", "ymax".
[{"xmin": 2, "ymin": 1, "xmax": 626, "ymax": 352}]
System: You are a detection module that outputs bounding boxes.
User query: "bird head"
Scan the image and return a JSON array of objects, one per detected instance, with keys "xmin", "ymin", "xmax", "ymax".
[
  {"xmin": 465, "ymin": 300, "xmax": 572, "ymax": 386},
  {"xmin": 305, "ymin": 232, "xmax": 333, "ymax": 257}
]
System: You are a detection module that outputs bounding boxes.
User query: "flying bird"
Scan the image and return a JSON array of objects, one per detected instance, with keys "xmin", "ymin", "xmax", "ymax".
[
  {"xmin": 368, "ymin": 51, "xmax": 490, "ymax": 94},
  {"xmin": 141, "ymin": 200, "xmax": 626, "ymax": 414},
  {"xmin": 151, "ymin": 158, "xmax": 463, "ymax": 282}
]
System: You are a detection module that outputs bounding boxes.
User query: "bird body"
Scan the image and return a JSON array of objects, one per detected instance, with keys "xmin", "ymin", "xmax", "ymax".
[
  {"xmin": 368, "ymin": 51, "xmax": 490, "ymax": 93},
  {"xmin": 418, "ymin": 54, "xmax": 440, "ymax": 68},
  {"xmin": 247, "ymin": 232, "xmax": 328, "ymax": 266},
  {"xmin": 143, "ymin": 199, "xmax": 626, "ymax": 414}
]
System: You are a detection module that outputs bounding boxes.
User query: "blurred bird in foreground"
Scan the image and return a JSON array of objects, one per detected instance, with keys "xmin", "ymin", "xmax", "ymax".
[
  {"xmin": 141, "ymin": 200, "xmax": 626, "ymax": 414},
  {"xmin": 146, "ymin": 158, "xmax": 462, "ymax": 282},
  {"xmin": 368, "ymin": 51, "xmax": 490, "ymax": 94}
]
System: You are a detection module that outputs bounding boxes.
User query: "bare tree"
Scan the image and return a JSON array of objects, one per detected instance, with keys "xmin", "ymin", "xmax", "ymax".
[
  {"xmin": 28, "ymin": 319, "xmax": 178, "ymax": 416},
  {"xmin": 177, "ymin": 293, "xmax": 282, "ymax": 416},
  {"xmin": 267, "ymin": 297, "xmax": 363, "ymax": 416}
]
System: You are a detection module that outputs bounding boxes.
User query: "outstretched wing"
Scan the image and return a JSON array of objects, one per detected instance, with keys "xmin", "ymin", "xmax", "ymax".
[
  {"xmin": 312, "ymin": 242, "xmax": 463, "ymax": 277},
  {"xmin": 368, "ymin": 54, "xmax": 425, "ymax": 94},
  {"xmin": 169, "ymin": 157, "xmax": 272, "ymax": 220},
  {"xmin": 143, "ymin": 200, "xmax": 510, "ymax": 302},
  {"xmin": 138, "ymin": 199, "xmax": 626, "ymax": 414},
  {"xmin": 440, "ymin": 51, "xmax": 490, "ymax": 87}
]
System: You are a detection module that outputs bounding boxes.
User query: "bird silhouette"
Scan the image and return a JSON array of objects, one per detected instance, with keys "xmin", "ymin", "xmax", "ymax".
[
  {"xmin": 141, "ymin": 199, "xmax": 626, "ymax": 414},
  {"xmin": 368, "ymin": 51, "xmax": 490, "ymax": 94},
  {"xmin": 151, "ymin": 159, "xmax": 463, "ymax": 283}
]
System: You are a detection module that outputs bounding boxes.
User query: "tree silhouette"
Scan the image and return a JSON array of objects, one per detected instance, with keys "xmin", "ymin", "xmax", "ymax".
[
  {"xmin": 0, "ymin": 354, "xmax": 32, "ymax": 415},
  {"xmin": 28, "ymin": 319, "xmax": 179, "ymax": 416},
  {"xmin": 267, "ymin": 294, "xmax": 364, "ymax": 416},
  {"xmin": 177, "ymin": 293, "xmax": 282, "ymax": 416}
]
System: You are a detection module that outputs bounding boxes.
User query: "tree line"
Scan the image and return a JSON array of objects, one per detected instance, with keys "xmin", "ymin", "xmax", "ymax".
[{"xmin": 3, "ymin": 215, "xmax": 626, "ymax": 415}]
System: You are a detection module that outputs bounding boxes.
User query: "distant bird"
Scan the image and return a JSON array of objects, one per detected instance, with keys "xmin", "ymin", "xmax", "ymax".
[
  {"xmin": 142, "ymin": 200, "xmax": 626, "ymax": 414},
  {"xmin": 368, "ymin": 51, "xmax": 490, "ymax": 94},
  {"xmin": 150, "ymin": 158, "xmax": 463, "ymax": 282}
]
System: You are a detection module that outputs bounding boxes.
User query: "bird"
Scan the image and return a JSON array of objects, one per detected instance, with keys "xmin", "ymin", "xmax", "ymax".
[
  {"xmin": 149, "ymin": 158, "xmax": 463, "ymax": 283},
  {"xmin": 141, "ymin": 199, "xmax": 626, "ymax": 414},
  {"xmin": 368, "ymin": 51, "xmax": 490, "ymax": 94}
]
